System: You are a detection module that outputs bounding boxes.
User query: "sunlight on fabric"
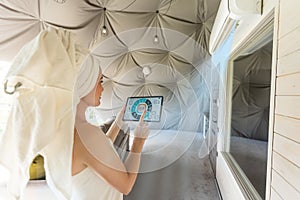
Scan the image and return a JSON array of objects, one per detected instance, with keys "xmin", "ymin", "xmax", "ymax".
[
  {"xmin": 0, "ymin": 61, "xmax": 11, "ymax": 136},
  {"xmin": 0, "ymin": 61, "xmax": 11, "ymax": 191},
  {"xmin": 0, "ymin": 165, "xmax": 9, "ymax": 185}
]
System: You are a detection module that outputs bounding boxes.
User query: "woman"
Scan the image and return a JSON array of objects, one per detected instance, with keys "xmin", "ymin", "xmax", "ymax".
[{"xmin": 72, "ymin": 55, "xmax": 149, "ymax": 200}]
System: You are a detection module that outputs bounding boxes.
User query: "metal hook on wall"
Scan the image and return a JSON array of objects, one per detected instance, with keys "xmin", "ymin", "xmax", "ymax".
[{"xmin": 3, "ymin": 80, "xmax": 22, "ymax": 95}]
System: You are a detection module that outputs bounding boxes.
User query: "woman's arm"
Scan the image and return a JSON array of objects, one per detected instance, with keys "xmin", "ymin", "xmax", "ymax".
[
  {"xmin": 106, "ymin": 106, "xmax": 127, "ymax": 143},
  {"xmin": 105, "ymin": 121, "xmax": 121, "ymax": 143},
  {"xmin": 76, "ymin": 110, "xmax": 149, "ymax": 195},
  {"xmin": 77, "ymin": 132, "xmax": 146, "ymax": 195}
]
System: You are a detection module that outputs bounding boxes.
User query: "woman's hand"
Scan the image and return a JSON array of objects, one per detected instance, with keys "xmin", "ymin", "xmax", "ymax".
[
  {"xmin": 133, "ymin": 109, "xmax": 150, "ymax": 139},
  {"xmin": 115, "ymin": 106, "xmax": 128, "ymax": 131}
]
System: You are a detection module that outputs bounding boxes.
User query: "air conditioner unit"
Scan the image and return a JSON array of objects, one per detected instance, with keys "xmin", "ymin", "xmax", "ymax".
[{"xmin": 209, "ymin": 0, "xmax": 262, "ymax": 54}]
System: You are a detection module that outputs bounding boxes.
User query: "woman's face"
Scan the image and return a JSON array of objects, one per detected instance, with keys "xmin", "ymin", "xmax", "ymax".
[{"xmin": 82, "ymin": 74, "xmax": 104, "ymax": 107}]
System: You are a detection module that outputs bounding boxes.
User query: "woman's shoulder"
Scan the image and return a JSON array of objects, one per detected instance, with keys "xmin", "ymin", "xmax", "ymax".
[{"xmin": 74, "ymin": 122, "xmax": 119, "ymax": 160}]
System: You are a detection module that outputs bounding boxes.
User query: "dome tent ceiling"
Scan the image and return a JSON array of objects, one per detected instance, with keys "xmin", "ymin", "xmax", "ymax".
[{"xmin": 0, "ymin": 0, "xmax": 221, "ymax": 130}]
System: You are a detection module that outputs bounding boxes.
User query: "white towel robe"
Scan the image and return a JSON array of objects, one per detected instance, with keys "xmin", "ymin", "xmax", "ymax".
[{"xmin": 0, "ymin": 27, "xmax": 86, "ymax": 200}]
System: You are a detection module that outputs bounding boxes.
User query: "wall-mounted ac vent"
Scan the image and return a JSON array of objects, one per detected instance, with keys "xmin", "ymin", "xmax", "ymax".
[
  {"xmin": 229, "ymin": 0, "xmax": 262, "ymax": 20},
  {"xmin": 209, "ymin": 0, "xmax": 262, "ymax": 54}
]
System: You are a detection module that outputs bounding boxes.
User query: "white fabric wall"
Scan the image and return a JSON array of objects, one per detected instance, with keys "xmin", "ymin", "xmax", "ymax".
[{"xmin": 0, "ymin": 0, "xmax": 221, "ymax": 131}]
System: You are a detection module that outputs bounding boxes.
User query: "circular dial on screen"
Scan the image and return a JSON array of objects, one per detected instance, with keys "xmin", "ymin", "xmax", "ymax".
[{"xmin": 131, "ymin": 98, "xmax": 152, "ymax": 120}]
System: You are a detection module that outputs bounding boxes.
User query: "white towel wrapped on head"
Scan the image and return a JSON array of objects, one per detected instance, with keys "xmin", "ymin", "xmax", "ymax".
[{"xmin": 75, "ymin": 54, "xmax": 101, "ymax": 102}]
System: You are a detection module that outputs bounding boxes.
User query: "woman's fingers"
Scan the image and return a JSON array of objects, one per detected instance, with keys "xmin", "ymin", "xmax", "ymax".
[
  {"xmin": 121, "ymin": 105, "xmax": 126, "ymax": 114},
  {"xmin": 133, "ymin": 108, "xmax": 150, "ymax": 139},
  {"xmin": 139, "ymin": 108, "xmax": 147, "ymax": 123},
  {"xmin": 116, "ymin": 105, "xmax": 126, "ymax": 119},
  {"xmin": 115, "ymin": 105, "xmax": 128, "ymax": 130}
]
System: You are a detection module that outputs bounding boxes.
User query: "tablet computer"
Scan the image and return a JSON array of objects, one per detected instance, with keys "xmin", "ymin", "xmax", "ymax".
[{"xmin": 123, "ymin": 96, "xmax": 163, "ymax": 122}]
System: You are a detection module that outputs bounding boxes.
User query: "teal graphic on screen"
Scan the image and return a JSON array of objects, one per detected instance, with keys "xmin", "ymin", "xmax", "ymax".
[{"xmin": 123, "ymin": 96, "xmax": 163, "ymax": 122}]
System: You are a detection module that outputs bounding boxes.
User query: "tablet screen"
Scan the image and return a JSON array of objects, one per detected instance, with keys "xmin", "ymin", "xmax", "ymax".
[{"xmin": 123, "ymin": 96, "xmax": 163, "ymax": 122}]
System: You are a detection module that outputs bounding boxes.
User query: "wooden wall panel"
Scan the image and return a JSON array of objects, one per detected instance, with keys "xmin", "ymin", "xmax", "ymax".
[
  {"xmin": 276, "ymin": 73, "xmax": 300, "ymax": 95},
  {"xmin": 278, "ymin": 0, "xmax": 300, "ymax": 38},
  {"xmin": 274, "ymin": 115, "xmax": 300, "ymax": 143},
  {"xmin": 271, "ymin": 170, "xmax": 300, "ymax": 200},
  {"xmin": 277, "ymin": 50, "xmax": 300, "ymax": 76},
  {"xmin": 275, "ymin": 96, "xmax": 300, "ymax": 119},
  {"xmin": 273, "ymin": 133, "xmax": 300, "ymax": 167},
  {"xmin": 272, "ymin": 152, "xmax": 300, "ymax": 191},
  {"xmin": 270, "ymin": 188, "xmax": 283, "ymax": 200},
  {"xmin": 278, "ymin": 26, "xmax": 300, "ymax": 58}
]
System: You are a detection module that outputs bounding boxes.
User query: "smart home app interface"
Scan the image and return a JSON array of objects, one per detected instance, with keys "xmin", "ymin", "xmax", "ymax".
[{"xmin": 123, "ymin": 96, "xmax": 163, "ymax": 122}]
